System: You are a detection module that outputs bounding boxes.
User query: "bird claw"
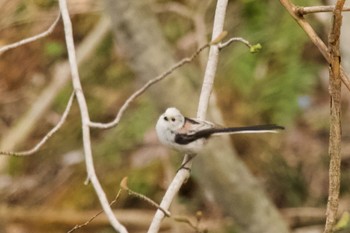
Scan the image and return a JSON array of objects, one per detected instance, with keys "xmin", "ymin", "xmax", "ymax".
[{"xmin": 176, "ymin": 154, "xmax": 195, "ymax": 173}]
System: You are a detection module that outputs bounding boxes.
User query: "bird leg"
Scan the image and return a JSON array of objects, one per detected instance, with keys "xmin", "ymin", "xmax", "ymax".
[{"xmin": 177, "ymin": 154, "xmax": 196, "ymax": 173}]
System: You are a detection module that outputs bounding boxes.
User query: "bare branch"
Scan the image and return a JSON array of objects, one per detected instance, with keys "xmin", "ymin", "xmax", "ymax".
[
  {"xmin": 0, "ymin": 91, "xmax": 75, "ymax": 157},
  {"xmin": 296, "ymin": 5, "xmax": 350, "ymax": 16},
  {"xmin": 120, "ymin": 177, "xmax": 171, "ymax": 217},
  {"xmin": 0, "ymin": 13, "xmax": 61, "ymax": 55},
  {"xmin": 148, "ymin": 1, "xmax": 229, "ymax": 232},
  {"xmin": 324, "ymin": 1, "xmax": 345, "ymax": 232},
  {"xmin": 58, "ymin": 0, "xmax": 127, "ymax": 232},
  {"xmin": 279, "ymin": 0, "xmax": 350, "ymax": 92}
]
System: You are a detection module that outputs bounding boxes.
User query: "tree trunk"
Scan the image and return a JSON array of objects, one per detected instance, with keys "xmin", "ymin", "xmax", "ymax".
[{"xmin": 104, "ymin": 1, "xmax": 289, "ymax": 233}]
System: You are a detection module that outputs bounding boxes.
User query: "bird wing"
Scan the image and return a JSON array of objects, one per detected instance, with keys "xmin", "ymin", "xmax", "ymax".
[
  {"xmin": 186, "ymin": 117, "xmax": 215, "ymax": 131},
  {"xmin": 174, "ymin": 117, "xmax": 214, "ymax": 145},
  {"xmin": 174, "ymin": 129, "xmax": 212, "ymax": 145}
]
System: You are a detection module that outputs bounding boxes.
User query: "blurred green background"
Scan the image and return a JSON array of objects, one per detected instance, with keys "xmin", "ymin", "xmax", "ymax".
[{"xmin": 1, "ymin": 0, "xmax": 350, "ymax": 232}]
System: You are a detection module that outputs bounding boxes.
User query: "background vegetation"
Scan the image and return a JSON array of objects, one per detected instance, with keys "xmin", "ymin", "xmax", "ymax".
[{"xmin": 0, "ymin": 0, "xmax": 349, "ymax": 232}]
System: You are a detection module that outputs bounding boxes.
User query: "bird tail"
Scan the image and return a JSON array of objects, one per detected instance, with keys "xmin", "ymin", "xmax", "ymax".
[
  {"xmin": 174, "ymin": 124, "xmax": 284, "ymax": 145},
  {"xmin": 210, "ymin": 124, "xmax": 285, "ymax": 136}
]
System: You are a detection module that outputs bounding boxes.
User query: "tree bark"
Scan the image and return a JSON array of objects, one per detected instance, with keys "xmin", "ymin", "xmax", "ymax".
[{"xmin": 104, "ymin": 1, "xmax": 289, "ymax": 233}]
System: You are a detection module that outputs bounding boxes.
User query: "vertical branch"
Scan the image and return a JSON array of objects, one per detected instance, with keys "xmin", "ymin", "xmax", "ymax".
[
  {"xmin": 147, "ymin": 0, "xmax": 228, "ymax": 232},
  {"xmin": 58, "ymin": 0, "xmax": 127, "ymax": 232},
  {"xmin": 197, "ymin": 0, "xmax": 228, "ymax": 120},
  {"xmin": 324, "ymin": 1, "xmax": 345, "ymax": 233}
]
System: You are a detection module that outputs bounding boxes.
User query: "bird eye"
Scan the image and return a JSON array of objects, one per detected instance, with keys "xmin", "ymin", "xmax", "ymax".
[
  {"xmin": 163, "ymin": 116, "xmax": 168, "ymax": 121},
  {"xmin": 171, "ymin": 117, "xmax": 175, "ymax": 122}
]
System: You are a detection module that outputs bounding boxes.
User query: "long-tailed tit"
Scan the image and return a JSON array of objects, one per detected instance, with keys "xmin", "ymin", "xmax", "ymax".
[{"xmin": 156, "ymin": 107, "xmax": 284, "ymax": 155}]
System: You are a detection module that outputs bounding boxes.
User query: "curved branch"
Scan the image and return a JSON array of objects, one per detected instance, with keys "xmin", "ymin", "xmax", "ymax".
[
  {"xmin": 89, "ymin": 43, "xmax": 210, "ymax": 129},
  {"xmin": 0, "ymin": 91, "xmax": 75, "ymax": 156}
]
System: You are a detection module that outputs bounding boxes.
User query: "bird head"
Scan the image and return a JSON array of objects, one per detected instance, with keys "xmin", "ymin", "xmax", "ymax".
[{"xmin": 157, "ymin": 107, "xmax": 185, "ymax": 131}]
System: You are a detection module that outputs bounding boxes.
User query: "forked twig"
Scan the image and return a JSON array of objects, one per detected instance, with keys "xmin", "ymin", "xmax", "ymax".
[
  {"xmin": 279, "ymin": 0, "xmax": 350, "ymax": 92},
  {"xmin": 0, "ymin": 91, "xmax": 75, "ymax": 156}
]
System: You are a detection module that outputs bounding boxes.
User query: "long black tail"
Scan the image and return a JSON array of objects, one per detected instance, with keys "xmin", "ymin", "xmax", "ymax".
[
  {"xmin": 175, "ymin": 124, "xmax": 284, "ymax": 145},
  {"xmin": 210, "ymin": 124, "xmax": 285, "ymax": 135}
]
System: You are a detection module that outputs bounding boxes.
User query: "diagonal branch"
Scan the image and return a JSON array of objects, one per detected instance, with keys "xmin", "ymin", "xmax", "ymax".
[
  {"xmin": 67, "ymin": 188, "xmax": 123, "ymax": 233},
  {"xmin": 147, "ymin": 1, "xmax": 229, "ymax": 232},
  {"xmin": 0, "ymin": 91, "xmax": 75, "ymax": 156},
  {"xmin": 0, "ymin": 13, "xmax": 61, "ymax": 54},
  {"xmin": 88, "ymin": 42, "xmax": 210, "ymax": 129},
  {"xmin": 324, "ymin": 1, "xmax": 345, "ymax": 232},
  {"xmin": 279, "ymin": 0, "xmax": 350, "ymax": 92}
]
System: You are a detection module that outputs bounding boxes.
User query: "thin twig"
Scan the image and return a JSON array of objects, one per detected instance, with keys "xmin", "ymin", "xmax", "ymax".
[
  {"xmin": 88, "ymin": 43, "xmax": 210, "ymax": 129},
  {"xmin": 67, "ymin": 188, "xmax": 123, "ymax": 233},
  {"xmin": 218, "ymin": 37, "xmax": 251, "ymax": 49},
  {"xmin": 218, "ymin": 37, "xmax": 262, "ymax": 53},
  {"xmin": 173, "ymin": 216, "xmax": 198, "ymax": 231},
  {"xmin": 120, "ymin": 177, "xmax": 171, "ymax": 217},
  {"xmin": 0, "ymin": 91, "xmax": 75, "ymax": 156},
  {"xmin": 58, "ymin": 0, "xmax": 127, "ymax": 232},
  {"xmin": 173, "ymin": 211, "xmax": 205, "ymax": 232},
  {"xmin": 324, "ymin": 1, "xmax": 344, "ymax": 232},
  {"xmin": 0, "ymin": 13, "xmax": 61, "ymax": 54},
  {"xmin": 0, "ymin": 17, "xmax": 110, "ymax": 163},
  {"xmin": 296, "ymin": 5, "xmax": 350, "ymax": 16},
  {"xmin": 89, "ymin": 32, "xmax": 245, "ymax": 130},
  {"xmin": 279, "ymin": 0, "xmax": 350, "ymax": 92},
  {"xmin": 153, "ymin": 2, "xmax": 192, "ymax": 19}
]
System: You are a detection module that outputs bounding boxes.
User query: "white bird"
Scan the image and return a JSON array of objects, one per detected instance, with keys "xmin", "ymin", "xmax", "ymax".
[{"xmin": 156, "ymin": 107, "xmax": 284, "ymax": 155}]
